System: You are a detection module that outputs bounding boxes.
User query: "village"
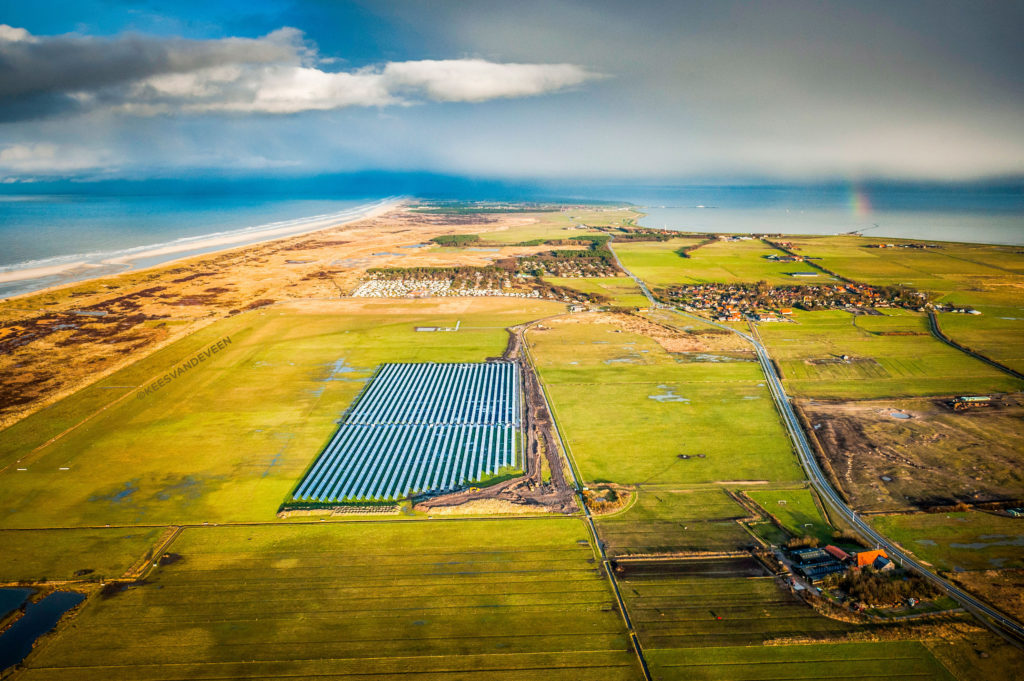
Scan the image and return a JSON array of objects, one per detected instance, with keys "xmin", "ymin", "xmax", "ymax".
[{"xmin": 663, "ymin": 281, "xmax": 930, "ymax": 322}]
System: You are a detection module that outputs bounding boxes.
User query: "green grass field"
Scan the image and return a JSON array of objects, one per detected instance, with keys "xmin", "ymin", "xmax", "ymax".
[
  {"xmin": 596, "ymin": 489, "xmax": 752, "ymax": 557},
  {"xmin": 871, "ymin": 511, "xmax": 1024, "ymax": 572},
  {"xmin": 608, "ymin": 238, "xmax": 708, "ymax": 287},
  {"xmin": 528, "ymin": 318, "xmax": 803, "ymax": 485},
  {"xmin": 19, "ymin": 519, "xmax": 642, "ymax": 681},
  {"xmin": 646, "ymin": 641, "xmax": 956, "ymax": 680},
  {"xmin": 935, "ymin": 310, "xmax": 1024, "ymax": 374},
  {"xmin": 756, "ymin": 309, "xmax": 1023, "ymax": 398},
  {"xmin": 0, "ymin": 298, "xmax": 563, "ymax": 530},
  {"xmin": 544, "ymin": 276, "xmax": 651, "ymax": 307},
  {"xmin": 745, "ymin": 488, "xmax": 834, "ymax": 543},
  {"xmin": 615, "ymin": 238, "xmax": 827, "ymax": 287},
  {"xmin": 0, "ymin": 527, "xmax": 166, "ymax": 582}
]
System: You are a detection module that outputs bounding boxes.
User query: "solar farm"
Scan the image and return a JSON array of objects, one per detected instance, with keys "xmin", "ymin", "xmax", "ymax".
[{"xmin": 292, "ymin": 361, "xmax": 521, "ymax": 502}]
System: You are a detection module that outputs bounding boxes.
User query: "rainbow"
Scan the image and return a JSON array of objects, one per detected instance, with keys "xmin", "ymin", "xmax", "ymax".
[{"xmin": 849, "ymin": 185, "xmax": 872, "ymax": 219}]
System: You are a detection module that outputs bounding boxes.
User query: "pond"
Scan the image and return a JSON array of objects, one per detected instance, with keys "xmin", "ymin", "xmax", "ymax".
[
  {"xmin": 0, "ymin": 587, "xmax": 34, "ymax": 621},
  {"xmin": 0, "ymin": 590, "xmax": 85, "ymax": 672}
]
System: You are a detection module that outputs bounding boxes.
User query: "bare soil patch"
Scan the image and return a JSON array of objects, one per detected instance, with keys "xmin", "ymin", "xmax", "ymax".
[
  {"xmin": 554, "ymin": 311, "xmax": 753, "ymax": 354},
  {"xmin": 801, "ymin": 396, "xmax": 1024, "ymax": 512}
]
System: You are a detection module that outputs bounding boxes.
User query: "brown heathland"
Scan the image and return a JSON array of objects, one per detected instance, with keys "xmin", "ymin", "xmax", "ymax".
[
  {"xmin": 802, "ymin": 396, "xmax": 1024, "ymax": 512},
  {"xmin": 0, "ymin": 206, "xmax": 564, "ymax": 428}
]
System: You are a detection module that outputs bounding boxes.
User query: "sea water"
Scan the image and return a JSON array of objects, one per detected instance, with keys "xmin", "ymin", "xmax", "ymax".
[
  {"xmin": 0, "ymin": 195, "xmax": 392, "ymax": 298},
  {"xmin": 626, "ymin": 185, "xmax": 1024, "ymax": 245}
]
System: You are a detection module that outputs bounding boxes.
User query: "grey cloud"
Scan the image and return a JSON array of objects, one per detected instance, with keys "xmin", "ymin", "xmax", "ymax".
[{"xmin": 0, "ymin": 25, "xmax": 597, "ymax": 121}]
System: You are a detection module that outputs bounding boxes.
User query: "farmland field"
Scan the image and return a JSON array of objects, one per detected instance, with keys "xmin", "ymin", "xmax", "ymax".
[
  {"xmin": 745, "ymin": 488, "xmax": 834, "ymax": 543},
  {"xmin": 0, "ymin": 527, "xmax": 166, "ymax": 582},
  {"xmin": 528, "ymin": 316, "xmax": 803, "ymax": 485},
  {"xmin": 755, "ymin": 310, "xmax": 1023, "ymax": 398},
  {"xmin": 0, "ymin": 298, "xmax": 562, "ymax": 529},
  {"xmin": 17, "ymin": 519, "xmax": 643, "ymax": 681},
  {"xmin": 608, "ymin": 238, "xmax": 709, "ymax": 287},
  {"xmin": 621, "ymin": 567, "xmax": 852, "ymax": 649},
  {"xmin": 646, "ymin": 641, "xmax": 956, "ymax": 681},
  {"xmin": 802, "ymin": 398, "xmax": 1024, "ymax": 512},
  {"xmin": 615, "ymin": 238, "xmax": 827, "ymax": 287},
  {"xmin": 596, "ymin": 488, "xmax": 752, "ymax": 557}
]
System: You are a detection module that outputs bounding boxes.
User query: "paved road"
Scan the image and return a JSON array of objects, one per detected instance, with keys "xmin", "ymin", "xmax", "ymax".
[{"xmin": 606, "ymin": 240, "xmax": 1024, "ymax": 645}]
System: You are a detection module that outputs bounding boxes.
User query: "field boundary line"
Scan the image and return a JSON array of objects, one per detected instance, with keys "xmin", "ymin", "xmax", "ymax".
[
  {"xmin": 521, "ymin": 317, "xmax": 652, "ymax": 681},
  {"xmin": 927, "ymin": 311, "xmax": 1024, "ymax": 381}
]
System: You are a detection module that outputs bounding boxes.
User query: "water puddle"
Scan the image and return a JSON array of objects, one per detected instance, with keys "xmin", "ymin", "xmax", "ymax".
[
  {"xmin": 648, "ymin": 385, "xmax": 690, "ymax": 403},
  {"xmin": 155, "ymin": 476, "xmax": 204, "ymax": 501},
  {"xmin": 321, "ymin": 358, "xmax": 363, "ymax": 382},
  {"xmin": 0, "ymin": 591, "xmax": 85, "ymax": 673},
  {"xmin": 89, "ymin": 480, "xmax": 139, "ymax": 504},
  {"xmin": 949, "ymin": 535, "xmax": 1024, "ymax": 551},
  {"xmin": 604, "ymin": 357, "xmax": 640, "ymax": 364},
  {"xmin": 683, "ymin": 353, "xmax": 753, "ymax": 363},
  {"xmin": 890, "ymin": 412, "xmax": 911, "ymax": 419}
]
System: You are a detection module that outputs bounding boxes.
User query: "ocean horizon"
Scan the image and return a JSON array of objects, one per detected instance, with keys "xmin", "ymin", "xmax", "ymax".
[{"xmin": 0, "ymin": 184, "xmax": 1021, "ymax": 299}]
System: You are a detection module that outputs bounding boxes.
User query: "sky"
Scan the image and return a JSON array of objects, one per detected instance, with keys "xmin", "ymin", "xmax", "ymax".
[{"xmin": 0, "ymin": 0, "xmax": 1022, "ymax": 184}]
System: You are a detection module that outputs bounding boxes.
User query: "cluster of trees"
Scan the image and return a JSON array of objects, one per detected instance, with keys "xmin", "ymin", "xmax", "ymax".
[
  {"xmin": 832, "ymin": 568, "xmax": 939, "ymax": 607},
  {"xmin": 430, "ymin": 234, "xmax": 481, "ymax": 246},
  {"xmin": 675, "ymin": 238, "xmax": 716, "ymax": 258}
]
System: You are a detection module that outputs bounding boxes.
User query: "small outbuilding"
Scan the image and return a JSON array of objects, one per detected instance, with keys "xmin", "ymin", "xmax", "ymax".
[{"xmin": 824, "ymin": 545, "xmax": 850, "ymax": 562}]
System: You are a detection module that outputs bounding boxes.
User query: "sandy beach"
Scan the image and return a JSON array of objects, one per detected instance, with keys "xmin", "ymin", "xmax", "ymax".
[
  {"xmin": 0, "ymin": 261, "xmax": 94, "ymax": 284},
  {"xmin": 0, "ymin": 198, "xmax": 401, "ymax": 298}
]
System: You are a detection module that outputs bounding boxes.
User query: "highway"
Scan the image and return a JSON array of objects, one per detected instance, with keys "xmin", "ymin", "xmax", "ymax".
[{"xmin": 607, "ymin": 240, "xmax": 1024, "ymax": 645}]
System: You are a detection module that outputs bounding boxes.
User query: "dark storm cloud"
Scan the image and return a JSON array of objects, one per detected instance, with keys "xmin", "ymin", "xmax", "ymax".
[
  {"xmin": 0, "ymin": 1, "xmax": 1021, "ymax": 180},
  {"xmin": 0, "ymin": 24, "xmax": 596, "ymax": 122},
  {"xmin": 0, "ymin": 25, "xmax": 304, "ymax": 120}
]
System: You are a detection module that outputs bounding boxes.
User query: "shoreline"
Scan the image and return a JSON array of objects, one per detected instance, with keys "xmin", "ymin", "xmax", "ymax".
[{"xmin": 0, "ymin": 198, "xmax": 403, "ymax": 301}]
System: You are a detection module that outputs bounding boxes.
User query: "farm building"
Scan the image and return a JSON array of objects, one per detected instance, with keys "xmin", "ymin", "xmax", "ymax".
[
  {"xmin": 824, "ymin": 545, "xmax": 850, "ymax": 562},
  {"xmin": 854, "ymin": 549, "xmax": 890, "ymax": 569},
  {"xmin": 788, "ymin": 547, "xmax": 846, "ymax": 583}
]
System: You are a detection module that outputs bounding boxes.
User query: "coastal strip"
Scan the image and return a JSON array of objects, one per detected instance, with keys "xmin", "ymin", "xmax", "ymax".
[{"xmin": 0, "ymin": 197, "xmax": 402, "ymax": 300}]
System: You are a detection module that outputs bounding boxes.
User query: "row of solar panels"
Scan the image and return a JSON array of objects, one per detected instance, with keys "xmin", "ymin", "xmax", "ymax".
[
  {"xmin": 345, "ymin": 362, "xmax": 520, "ymax": 426},
  {"xmin": 293, "ymin": 423, "xmax": 517, "ymax": 502}
]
